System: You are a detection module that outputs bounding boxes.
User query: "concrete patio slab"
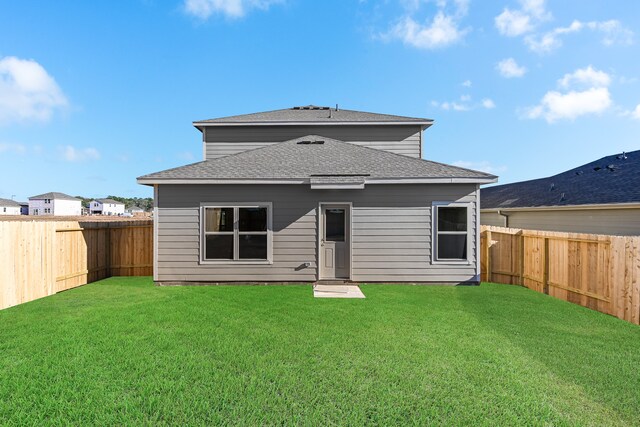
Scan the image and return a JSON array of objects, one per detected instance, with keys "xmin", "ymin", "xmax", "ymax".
[{"xmin": 313, "ymin": 284, "xmax": 365, "ymax": 299}]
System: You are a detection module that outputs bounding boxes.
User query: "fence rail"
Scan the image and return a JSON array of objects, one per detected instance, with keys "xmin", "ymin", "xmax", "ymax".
[
  {"xmin": 481, "ymin": 225, "xmax": 640, "ymax": 325},
  {"xmin": 0, "ymin": 220, "xmax": 152, "ymax": 310}
]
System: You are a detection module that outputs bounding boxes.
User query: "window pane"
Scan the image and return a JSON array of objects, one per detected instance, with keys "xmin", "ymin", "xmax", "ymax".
[
  {"xmin": 205, "ymin": 234, "xmax": 234, "ymax": 259},
  {"xmin": 438, "ymin": 234, "xmax": 467, "ymax": 260},
  {"xmin": 238, "ymin": 235, "xmax": 267, "ymax": 259},
  {"xmin": 438, "ymin": 207, "xmax": 467, "ymax": 232},
  {"xmin": 239, "ymin": 207, "xmax": 267, "ymax": 232},
  {"xmin": 205, "ymin": 208, "xmax": 234, "ymax": 232},
  {"xmin": 325, "ymin": 209, "xmax": 345, "ymax": 242}
]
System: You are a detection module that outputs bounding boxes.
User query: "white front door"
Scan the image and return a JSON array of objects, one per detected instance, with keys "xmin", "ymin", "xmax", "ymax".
[{"xmin": 320, "ymin": 204, "xmax": 350, "ymax": 279}]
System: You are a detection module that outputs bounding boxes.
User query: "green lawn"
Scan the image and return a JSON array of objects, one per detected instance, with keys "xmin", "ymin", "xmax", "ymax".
[{"xmin": 1, "ymin": 278, "xmax": 639, "ymax": 425}]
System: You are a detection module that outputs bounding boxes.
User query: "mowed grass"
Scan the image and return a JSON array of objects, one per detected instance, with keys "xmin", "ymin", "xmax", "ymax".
[{"xmin": 1, "ymin": 278, "xmax": 639, "ymax": 425}]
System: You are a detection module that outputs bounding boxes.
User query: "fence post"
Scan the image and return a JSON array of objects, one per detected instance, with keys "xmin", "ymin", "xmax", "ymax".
[
  {"xmin": 519, "ymin": 232, "xmax": 525, "ymax": 286},
  {"xmin": 543, "ymin": 237, "xmax": 550, "ymax": 295},
  {"xmin": 486, "ymin": 230, "xmax": 492, "ymax": 283}
]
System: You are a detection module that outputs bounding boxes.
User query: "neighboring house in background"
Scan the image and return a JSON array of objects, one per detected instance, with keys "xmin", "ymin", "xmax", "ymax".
[
  {"xmin": 127, "ymin": 206, "xmax": 146, "ymax": 217},
  {"xmin": 481, "ymin": 150, "xmax": 640, "ymax": 235},
  {"xmin": 138, "ymin": 105, "xmax": 497, "ymax": 284},
  {"xmin": 90, "ymin": 198, "xmax": 125, "ymax": 216},
  {"xmin": 19, "ymin": 202, "xmax": 28, "ymax": 215},
  {"xmin": 0, "ymin": 198, "xmax": 21, "ymax": 215},
  {"xmin": 28, "ymin": 192, "xmax": 82, "ymax": 216}
]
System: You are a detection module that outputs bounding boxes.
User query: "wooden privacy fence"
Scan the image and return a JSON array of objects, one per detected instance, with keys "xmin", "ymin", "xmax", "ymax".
[
  {"xmin": 0, "ymin": 220, "xmax": 153, "ymax": 310},
  {"xmin": 481, "ymin": 225, "xmax": 640, "ymax": 325}
]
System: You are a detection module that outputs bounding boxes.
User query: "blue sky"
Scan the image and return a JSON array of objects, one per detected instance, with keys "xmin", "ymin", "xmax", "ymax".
[{"xmin": 0, "ymin": 0, "xmax": 639, "ymax": 201}]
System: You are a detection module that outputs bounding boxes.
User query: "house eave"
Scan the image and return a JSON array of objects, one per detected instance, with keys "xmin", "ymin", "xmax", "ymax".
[
  {"xmin": 481, "ymin": 202, "xmax": 640, "ymax": 212},
  {"xmin": 137, "ymin": 176, "xmax": 497, "ymax": 186},
  {"xmin": 193, "ymin": 120, "xmax": 434, "ymax": 131}
]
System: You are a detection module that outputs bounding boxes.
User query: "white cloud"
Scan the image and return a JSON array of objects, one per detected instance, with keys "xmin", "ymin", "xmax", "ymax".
[
  {"xmin": 496, "ymin": 58, "xmax": 527, "ymax": 78},
  {"xmin": 453, "ymin": 160, "xmax": 506, "ymax": 174},
  {"xmin": 495, "ymin": 0, "xmax": 550, "ymax": 37},
  {"xmin": 525, "ymin": 66, "xmax": 614, "ymax": 123},
  {"xmin": 482, "ymin": 98, "xmax": 496, "ymax": 109},
  {"xmin": 387, "ymin": 12, "xmax": 468, "ymax": 49},
  {"xmin": 59, "ymin": 145, "xmax": 100, "ymax": 162},
  {"xmin": 525, "ymin": 20, "xmax": 582, "ymax": 53},
  {"xmin": 629, "ymin": 104, "xmax": 640, "ymax": 120},
  {"xmin": 525, "ymin": 19, "xmax": 633, "ymax": 53},
  {"xmin": 183, "ymin": 0, "xmax": 282, "ymax": 19},
  {"xmin": 0, "ymin": 56, "xmax": 68, "ymax": 125},
  {"xmin": 462, "ymin": 79, "xmax": 472, "ymax": 87},
  {"xmin": 588, "ymin": 20, "xmax": 634, "ymax": 46},
  {"xmin": 381, "ymin": 0, "xmax": 470, "ymax": 50},
  {"xmin": 558, "ymin": 65, "xmax": 611, "ymax": 89},
  {"xmin": 526, "ymin": 88, "xmax": 612, "ymax": 123},
  {"xmin": 432, "ymin": 96, "xmax": 496, "ymax": 112},
  {"xmin": 495, "ymin": 9, "xmax": 533, "ymax": 37},
  {"xmin": 432, "ymin": 100, "xmax": 469, "ymax": 111}
]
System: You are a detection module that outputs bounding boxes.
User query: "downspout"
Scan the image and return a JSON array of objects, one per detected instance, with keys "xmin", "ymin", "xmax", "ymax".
[{"xmin": 497, "ymin": 210, "xmax": 510, "ymax": 228}]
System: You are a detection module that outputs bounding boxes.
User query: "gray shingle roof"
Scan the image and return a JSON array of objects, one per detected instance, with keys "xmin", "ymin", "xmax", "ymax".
[
  {"xmin": 29, "ymin": 192, "xmax": 80, "ymax": 201},
  {"xmin": 138, "ymin": 136, "xmax": 495, "ymax": 183},
  {"xmin": 195, "ymin": 105, "xmax": 432, "ymax": 125},
  {"xmin": 482, "ymin": 150, "xmax": 640, "ymax": 209},
  {"xmin": 0, "ymin": 198, "xmax": 21, "ymax": 208}
]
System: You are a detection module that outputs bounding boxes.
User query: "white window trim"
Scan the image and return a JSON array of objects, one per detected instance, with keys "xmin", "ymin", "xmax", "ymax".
[
  {"xmin": 431, "ymin": 201, "xmax": 472, "ymax": 265},
  {"xmin": 199, "ymin": 202, "xmax": 273, "ymax": 265}
]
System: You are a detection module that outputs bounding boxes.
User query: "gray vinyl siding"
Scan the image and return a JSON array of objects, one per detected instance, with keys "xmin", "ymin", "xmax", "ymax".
[
  {"xmin": 481, "ymin": 207, "xmax": 640, "ymax": 235},
  {"xmin": 156, "ymin": 184, "xmax": 479, "ymax": 283},
  {"xmin": 203, "ymin": 125, "xmax": 422, "ymax": 159}
]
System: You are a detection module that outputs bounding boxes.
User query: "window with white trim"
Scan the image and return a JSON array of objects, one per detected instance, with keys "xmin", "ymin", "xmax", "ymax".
[
  {"xmin": 201, "ymin": 205, "xmax": 271, "ymax": 262},
  {"xmin": 433, "ymin": 203, "xmax": 470, "ymax": 262}
]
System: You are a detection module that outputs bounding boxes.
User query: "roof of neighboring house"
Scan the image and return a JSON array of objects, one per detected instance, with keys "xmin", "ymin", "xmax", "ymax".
[
  {"xmin": 94, "ymin": 198, "xmax": 125, "ymax": 205},
  {"xmin": 138, "ymin": 135, "xmax": 496, "ymax": 184},
  {"xmin": 0, "ymin": 198, "xmax": 21, "ymax": 207},
  {"xmin": 193, "ymin": 105, "xmax": 433, "ymax": 127},
  {"xmin": 29, "ymin": 192, "xmax": 80, "ymax": 201},
  {"xmin": 482, "ymin": 150, "xmax": 640, "ymax": 209}
]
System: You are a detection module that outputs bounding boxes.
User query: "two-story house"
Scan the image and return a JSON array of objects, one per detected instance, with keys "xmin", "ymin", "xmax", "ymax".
[
  {"xmin": 138, "ymin": 105, "xmax": 497, "ymax": 284},
  {"xmin": 89, "ymin": 198, "xmax": 126, "ymax": 216},
  {"xmin": 28, "ymin": 192, "xmax": 82, "ymax": 216}
]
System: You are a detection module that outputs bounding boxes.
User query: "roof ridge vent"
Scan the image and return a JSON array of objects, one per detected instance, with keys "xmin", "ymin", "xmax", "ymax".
[
  {"xmin": 292, "ymin": 105, "xmax": 330, "ymax": 110},
  {"xmin": 297, "ymin": 140, "xmax": 325, "ymax": 145}
]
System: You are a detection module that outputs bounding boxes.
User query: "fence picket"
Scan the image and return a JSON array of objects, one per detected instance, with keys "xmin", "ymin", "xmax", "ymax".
[
  {"xmin": 482, "ymin": 225, "xmax": 640, "ymax": 325},
  {"xmin": 0, "ymin": 220, "xmax": 153, "ymax": 310}
]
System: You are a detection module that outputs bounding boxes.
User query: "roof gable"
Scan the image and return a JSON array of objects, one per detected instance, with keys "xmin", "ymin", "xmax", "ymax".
[
  {"xmin": 138, "ymin": 135, "xmax": 496, "ymax": 184},
  {"xmin": 194, "ymin": 105, "xmax": 433, "ymax": 127},
  {"xmin": 482, "ymin": 150, "xmax": 640, "ymax": 209}
]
